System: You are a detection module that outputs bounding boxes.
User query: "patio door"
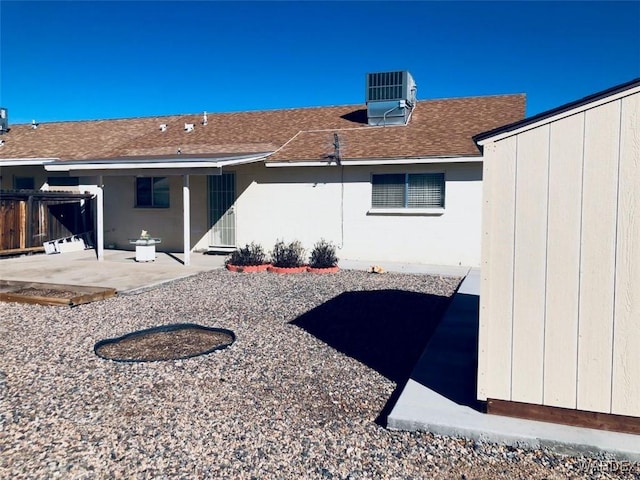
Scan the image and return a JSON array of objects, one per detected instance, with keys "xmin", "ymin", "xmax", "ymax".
[{"xmin": 208, "ymin": 173, "xmax": 236, "ymax": 247}]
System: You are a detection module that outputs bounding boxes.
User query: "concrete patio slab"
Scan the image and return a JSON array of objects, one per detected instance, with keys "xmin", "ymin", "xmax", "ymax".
[
  {"xmin": 0, "ymin": 249, "xmax": 226, "ymax": 294},
  {"xmin": 387, "ymin": 268, "xmax": 640, "ymax": 462}
]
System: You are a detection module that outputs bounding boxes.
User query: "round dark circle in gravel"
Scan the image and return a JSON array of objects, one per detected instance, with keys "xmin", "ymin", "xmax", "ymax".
[{"xmin": 94, "ymin": 323, "xmax": 235, "ymax": 362}]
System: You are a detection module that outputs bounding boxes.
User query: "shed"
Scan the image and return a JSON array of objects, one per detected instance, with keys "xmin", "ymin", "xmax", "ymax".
[{"xmin": 474, "ymin": 79, "xmax": 640, "ymax": 433}]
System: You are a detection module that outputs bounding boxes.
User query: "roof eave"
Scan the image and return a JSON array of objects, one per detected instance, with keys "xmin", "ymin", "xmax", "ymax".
[
  {"xmin": 474, "ymin": 78, "xmax": 640, "ymax": 145},
  {"xmin": 0, "ymin": 158, "xmax": 59, "ymax": 166},
  {"xmin": 45, "ymin": 152, "xmax": 271, "ymax": 172},
  {"xmin": 265, "ymin": 154, "xmax": 483, "ymax": 167}
]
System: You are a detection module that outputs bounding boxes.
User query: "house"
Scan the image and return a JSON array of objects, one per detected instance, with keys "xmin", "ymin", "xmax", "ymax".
[
  {"xmin": 0, "ymin": 72, "xmax": 524, "ymax": 266},
  {"xmin": 475, "ymin": 78, "xmax": 640, "ymax": 431}
]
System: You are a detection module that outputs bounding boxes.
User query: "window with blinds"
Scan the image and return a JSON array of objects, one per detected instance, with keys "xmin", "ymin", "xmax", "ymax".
[{"xmin": 372, "ymin": 173, "xmax": 445, "ymax": 209}]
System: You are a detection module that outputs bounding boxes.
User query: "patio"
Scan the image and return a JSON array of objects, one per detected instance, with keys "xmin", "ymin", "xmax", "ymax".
[{"xmin": 0, "ymin": 248, "xmax": 226, "ymax": 294}]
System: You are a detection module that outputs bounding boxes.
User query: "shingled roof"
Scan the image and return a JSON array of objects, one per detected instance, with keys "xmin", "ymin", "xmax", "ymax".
[{"xmin": 0, "ymin": 94, "xmax": 525, "ymax": 164}]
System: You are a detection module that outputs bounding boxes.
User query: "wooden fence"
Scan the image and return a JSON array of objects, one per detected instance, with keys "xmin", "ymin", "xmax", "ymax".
[{"xmin": 0, "ymin": 190, "xmax": 95, "ymax": 252}]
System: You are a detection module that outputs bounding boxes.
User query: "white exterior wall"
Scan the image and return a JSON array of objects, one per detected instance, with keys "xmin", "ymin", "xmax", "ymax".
[
  {"xmin": 477, "ymin": 89, "xmax": 640, "ymax": 418},
  {"xmin": 103, "ymin": 175, "xmax": 209, "ymax": 251},
  {"xmin": 232, "ymin": 162, "xmax": 482, "ymax": 266},
  {"xmin": 1, "ymin": 166, "xmax": 50, "ymax": 190},
  {"xmin": 0, "ymin": 166, "xmax": 96, "ymax": 192},
  {"xmin": 37, "ymin": 160, "xmax": 482, "ymax": 265}
]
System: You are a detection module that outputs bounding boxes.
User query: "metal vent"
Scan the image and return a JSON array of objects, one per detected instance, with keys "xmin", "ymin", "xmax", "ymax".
[
  {"xmin": 366, "ymin": 71, "xmax": 416, "ymax": 104},
  {"xmin": 0, "ymin": 108, "xmax": 8, "ymax": 133}
]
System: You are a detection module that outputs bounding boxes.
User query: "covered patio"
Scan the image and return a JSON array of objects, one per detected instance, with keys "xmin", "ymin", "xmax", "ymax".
[{"xmin": 44, "ymin": 152, "xmax": 269, "ymax": 266}]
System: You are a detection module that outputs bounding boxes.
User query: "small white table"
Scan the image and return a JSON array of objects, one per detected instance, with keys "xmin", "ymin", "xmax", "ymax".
[{"xmin": 129, "ymin": 238, "xmax": 162, "ymax": 262}]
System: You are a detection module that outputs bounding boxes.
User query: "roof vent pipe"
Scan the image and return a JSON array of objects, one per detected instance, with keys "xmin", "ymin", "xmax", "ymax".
[
  {"xmin": 0, "ymin": 107, "xmax": 7, "ymax": 133},
  {"xmin": 202, "ymin": 111, "xmax": 208, "ymax": 126},
  {"xmin": 184, "ymin": 123, "xmax": 194, "ymax": 132},
  {"xmin": 160, "ymin": 124, "xmax": 167, "ymax": 132},
  {"xmin": 32, "ymin": 120, "xmax": 38, "ymax": 129}
]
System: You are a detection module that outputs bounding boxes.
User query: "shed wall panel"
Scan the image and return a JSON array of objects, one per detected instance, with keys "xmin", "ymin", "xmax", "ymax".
[
  {"xmin": 577, "ymin": 100, "xmax": 621, "ymax": 413},
  {"xmin": 612, "ymin": 93, "xmax": 640, "ymax": 416},
  {"xmin": 511, "ymin": 126, "xmax": 549, "ymax": 404},
  {"xmin": 477, "ymin": 137, "xmax": 517, "ymax": 401},
  {"xmin": 543, "ymin": 113, "xmax": 584, "ymax": 409},
  {"xmin": 479, "ymin": 88, "xmax": 640, "ymax": 419}
]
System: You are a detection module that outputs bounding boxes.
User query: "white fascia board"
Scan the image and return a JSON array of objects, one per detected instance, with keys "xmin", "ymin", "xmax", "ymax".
[
  {"xmin": 341, "ymin": 156, "xmax": 481, "ymax": 166},
  {"xmin": 477, "ymin": 85, "xmax": 640, "ymax": 145},
  {"xmin": 214, "ymin": 154, "xmax": 270, "ymax": 167},
  {"xmin": 265, "ymin": 155, "xmax": 482, "ymax": 167},
  {"xmin": 46, "ymin": 161, "xmax": 223, "ymax": 171},
  {"xmin": 67, "ymin": 168, "xmax": 223, "ymax": 177},
  {"xmin": 0, "ymin": 158, "xmax": 59, "ymax": 166},
  {"xmin": 266, "ymin": 160, "xmax": 338, "ymax": 167},
  {"xmin": 45, "ymin": 154, "xmax": 269, "ymax": 172}
]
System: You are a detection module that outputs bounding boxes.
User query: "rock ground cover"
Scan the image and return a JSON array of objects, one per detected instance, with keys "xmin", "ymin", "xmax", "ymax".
[{"xmin": 0, "ymin": 269, "xmax": 632, "ymax": 479}]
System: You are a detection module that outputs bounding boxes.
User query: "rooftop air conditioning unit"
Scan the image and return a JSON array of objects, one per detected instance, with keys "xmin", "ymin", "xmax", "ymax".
[
  {"xmin": 366, "ymin": 71, "xmax": 416, "ymax": 104},
  {"xmin": 365, "ymin": 71, "xmax": 417, "ymax": 126}
]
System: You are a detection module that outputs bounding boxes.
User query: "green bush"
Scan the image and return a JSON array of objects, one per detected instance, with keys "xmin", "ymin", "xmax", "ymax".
[
  {"xmin": 271, "ymin": 240, "xmax": 306, "ymax": 268},
  {"xmin": 309, "ymin": 239, "xmax": 339, "ymax": 268},
  {"xmin": 227, "ymin": 242, "xmax": 267, "ymax": 266}
]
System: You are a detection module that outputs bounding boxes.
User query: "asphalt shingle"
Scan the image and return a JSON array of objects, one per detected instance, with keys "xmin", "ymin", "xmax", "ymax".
[{"xmin": 0, "ymin": 94, "xmax": 525, "ymax": 163}]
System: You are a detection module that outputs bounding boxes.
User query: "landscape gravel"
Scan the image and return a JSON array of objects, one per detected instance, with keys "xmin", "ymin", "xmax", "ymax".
[{"xmin": 0, "ymin": 268, "xmax": 635, "ymax": 479}]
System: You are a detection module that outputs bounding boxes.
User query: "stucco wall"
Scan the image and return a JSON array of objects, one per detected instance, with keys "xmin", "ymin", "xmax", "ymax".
[
  {"xmin": 97, "ymin": 161, "xmax": 483, "ymax": 266},
  {"xmin": 0, "ymin": 167, "xmax": 98, "ymax": 193},
  {"xmin": 231, "ymin": 162, "xmax": 482, "ymax": 266},
  {"xmin": 477, "ymin": 89, "xmax": 640, "ymax": 417},
  {"xmin": 1, "ymin": 166, "xmax": 49, "ymax": 190},
  {"xmin": 102, "ymin": 175, "xmax": 209, "ymax": 251}
]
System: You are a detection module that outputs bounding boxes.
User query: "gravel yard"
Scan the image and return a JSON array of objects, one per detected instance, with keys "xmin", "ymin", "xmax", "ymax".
[{"xmin": 0, "ymin": 269, "xmax": 631, "ymax": 479}]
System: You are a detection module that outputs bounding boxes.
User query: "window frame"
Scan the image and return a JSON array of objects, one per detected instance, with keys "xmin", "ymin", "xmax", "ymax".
[
  {"xmin": 135, "ymin": 176, "xmax": 170, "ymax": 208},
  {"xmin": 369, "ymin": 172, "xmax": 445, "ymax": 216}
]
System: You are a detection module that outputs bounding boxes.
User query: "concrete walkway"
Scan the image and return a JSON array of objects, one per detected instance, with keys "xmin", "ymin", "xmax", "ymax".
[
  {"xmin": 338, "ymin": 259, "xmax": 469, "ymax": 278},
  {"xmin": 387, "ymin": 269, "xmax": 640, "ymax": 461}
]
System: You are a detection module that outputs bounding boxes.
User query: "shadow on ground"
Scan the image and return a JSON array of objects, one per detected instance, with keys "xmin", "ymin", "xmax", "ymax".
[{"xmin": 289, "ymin": 289, "xmax": 454, "ymax": 423}]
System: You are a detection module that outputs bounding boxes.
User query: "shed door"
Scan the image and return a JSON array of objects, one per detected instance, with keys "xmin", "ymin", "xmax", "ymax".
[{"xmin": 208, "ymin": 173, "xmax": 236, "ymax": 247}]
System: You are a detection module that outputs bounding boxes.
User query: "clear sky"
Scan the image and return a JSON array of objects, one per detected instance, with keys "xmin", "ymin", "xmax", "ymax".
[{"xmin": 1, "ymin": 1, "xmax": 638, "ymax": 124}]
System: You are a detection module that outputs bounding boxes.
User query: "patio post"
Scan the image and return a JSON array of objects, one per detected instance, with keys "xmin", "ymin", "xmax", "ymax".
[
  {"xmin": 183, "ymin": 174, "xmax": 190, "ymax": 266},
  {"xmin": 96, "ymin": 176, "xmax": 104, "ymax": 261}
]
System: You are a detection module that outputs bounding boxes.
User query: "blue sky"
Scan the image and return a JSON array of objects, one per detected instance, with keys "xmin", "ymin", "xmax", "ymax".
[{"xmin": 1, "ymin": 1, "xmax": 638, "ymax": 124}]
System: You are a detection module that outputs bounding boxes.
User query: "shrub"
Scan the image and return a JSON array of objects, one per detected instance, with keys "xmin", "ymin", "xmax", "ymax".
[
  {"xmin": 309, "ymin": 239, "xmax": 339, "ymax": 268},
  {"xmin": 271, "ymin": 240, "xmax": 306, "ymax": 268},
  {"xmin": 227, "ymin": 242, "xmax": 267, "ymax": 266}
]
